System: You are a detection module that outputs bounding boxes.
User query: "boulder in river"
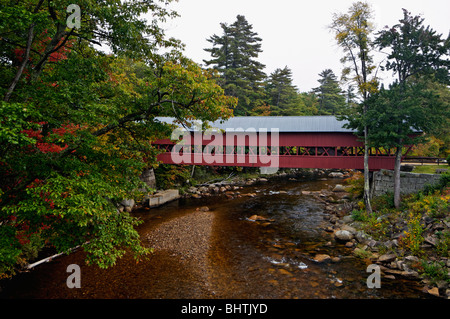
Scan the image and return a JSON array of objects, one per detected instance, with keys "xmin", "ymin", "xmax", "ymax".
[
  {"xmin": 332, "ymin": 184, "xmax": 346, "ymax": 192},
  {"xmin": 334, "ymin": 230, "xmax": 353, "ymax": 241},
  {"xmin": 314, "ymin": 254, "xmax": 331, "ymax": 263}
]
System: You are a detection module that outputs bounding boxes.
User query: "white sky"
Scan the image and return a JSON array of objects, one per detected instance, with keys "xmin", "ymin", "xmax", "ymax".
[{"xmin": 161, "ymin": 0, "xmax": 450, "ymax": 92}]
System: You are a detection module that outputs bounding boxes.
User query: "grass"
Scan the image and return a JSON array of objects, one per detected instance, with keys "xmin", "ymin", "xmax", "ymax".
[{"xmin": 411, "ymin": 164, "xmax": 448, "ymax": 174}]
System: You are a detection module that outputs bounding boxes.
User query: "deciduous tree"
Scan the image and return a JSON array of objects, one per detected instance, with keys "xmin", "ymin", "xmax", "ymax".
[
  {"xmin": 0, "ymin": 1, "xmax": 236, "ymax": 277},
  {"xmin": 330, "ymin": 1, "xmax": 378, "ymax": 213}
]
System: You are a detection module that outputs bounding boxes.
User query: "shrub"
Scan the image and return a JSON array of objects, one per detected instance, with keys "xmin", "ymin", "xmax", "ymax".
[
  {"xmin": 421, "ymin": 260, "xmax": 450, "ymax": 285},
  {"xmin": 351, "ymin": 209, "xmax": 367, "ymax": 222},
  {"xmin": 344, "ymin": 171, "xmax": 364, "ymax": 198},
  {"xmin": 371, "ymin": 192, "xmax": 395, "ymax": 211},
  {"xmin": 422, "ymin": 171, "xmax": 450, "ymax": 195},
  {"xmin": 435, "ymin": 231, "xmax": 450, "ymax": 257},
  {"xmin": 398, "ymin": 211, "xmax": 425, "ymax": 256},
  {"xmin": 408, "ymin": 192, "xmax": 449, "ymax": 219}
]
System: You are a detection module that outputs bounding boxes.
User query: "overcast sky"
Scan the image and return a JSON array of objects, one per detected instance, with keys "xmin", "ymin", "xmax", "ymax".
[{"xmin": 161, "ymin": 0, "xmax": 450, "ymax": 92}]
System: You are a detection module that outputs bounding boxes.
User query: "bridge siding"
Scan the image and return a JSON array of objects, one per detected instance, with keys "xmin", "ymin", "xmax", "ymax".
[{"xmin": 154, "ymin": 131, "xmax": 395, "ymax": 171}]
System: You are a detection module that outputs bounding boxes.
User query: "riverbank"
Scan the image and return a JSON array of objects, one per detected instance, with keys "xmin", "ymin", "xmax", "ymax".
[
  {"xmin": 180, "ymin": 168, "xmax": 353, "ymax": 200},
  {"xmin": 314, "ymin": 174, "xmax": 450, "ymax": 299}
]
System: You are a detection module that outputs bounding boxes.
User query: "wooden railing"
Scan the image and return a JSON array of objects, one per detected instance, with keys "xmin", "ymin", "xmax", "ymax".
[{"xmin": 402, "ymin": 156, "xmax": 447, "ymax": 165}]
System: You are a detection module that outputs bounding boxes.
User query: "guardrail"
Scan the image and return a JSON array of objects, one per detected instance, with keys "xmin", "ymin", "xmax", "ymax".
[{"xmin": 402, "ymin": 156, "xmax": 447, "ymax": 165}]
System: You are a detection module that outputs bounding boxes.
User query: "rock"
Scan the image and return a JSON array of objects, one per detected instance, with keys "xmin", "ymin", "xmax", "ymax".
[
  {"xmin": 378, "ymin": 253, "xmax": 397, "ymax": 263},
  {"xmin": 329, "ymin": 216, "xmax": 339, "ymax": 224},
  {"xmin": 314, "ymin": 254, "xmax": 331, "ymax": 263},
  {"xmin": 198, "ymin": 186, "xmax": 208, "ymax": 193},
  {"xmin": 248, "ymin": 215, "xmax": 267, "ymax": 221},
  {"xmin": 196, "ymin": 206, "xmax": 209, "ymax": 212},
  {"xmin": 437, "ymin": 280, "xmax": 448, "ymax": 290},
  {"xmin": 427, "ymin": 287, "xmax": 440, "ymax": 297},
  {"xmin": 120, "ymin": 199, "xmax": 135, "ymax": 208},
  {"xmin": 345, "ymin": 241, "xmax": 354, "ymax": 248},
  {"xmin": 329, "ymin": 172, "xmax": 344, "ymax": 178},
  {"xmin": 187, "ymin": 187, "xmax": 197, "ymax": 193},
  {"xmin": 342, "ymin": 215, "xmax": 353, "ymax": 224},
  {"xmin": 341, "ymin": 225, "xmax": 357, "ymax": 234},
  {"xmin": 325, "ymin": 226, "xmax": 334, "ymax": 233},
  {"xmin": 367, "ymin": 240, "xmax": 379, "ymax": 250},
  {"xmin": 332, "ymin": 184, "xmax": 346, "ymax": 192},
  {"xmin": 424, "ymin": 235, "xmax": 437, "ymax": 246},
  {"xmin": 331, "ymin": 257, "xmax": 341, "ymax": 263},
  {"xmin": 243, "ymin": 193, "xmax": 257, "ymax": 198},
  {"xmin": 334, "ymin": 230, "xmax": 353, "ymax": 241},
  {"xmin": 423, "ymin": 216, "xmax": 434, "ymax": 225},
  {"xmin": 405, "ymin": 255, "xmax": 419, "ymax": 263},
  {"xmin": 301, "ymin": 191, "xmax": 311, "ymax": 195},
  {"xmin": 278, "ymin": 269, "xmax": 293, "ymax": 276},
  {"xmin": 355, "ymin": 230, "xmax": 370, "ymax": 244}
]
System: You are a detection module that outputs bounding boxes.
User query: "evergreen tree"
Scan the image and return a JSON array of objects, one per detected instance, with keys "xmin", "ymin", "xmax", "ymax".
[
  {"xmin": 368, "ymin": 9, "xmax": 450, "ymax": 208},
  {"xmin": 313, "ymin": 69, "xmax": 347, "ymax": 115},
  {"xmin": 204, "ymin": 15, "xmax": 266, "ymax": 115},
  {"xmin": 265, "ymin": 66, "xmax": 306, "ymax": 115}
]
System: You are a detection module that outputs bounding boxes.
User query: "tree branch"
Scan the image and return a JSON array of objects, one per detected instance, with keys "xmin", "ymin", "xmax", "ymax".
[{"xmin": 3, "ymin": 22, "xmax": 35, "ymax": 102}]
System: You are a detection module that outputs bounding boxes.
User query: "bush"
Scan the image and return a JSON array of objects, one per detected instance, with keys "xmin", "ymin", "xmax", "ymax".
[
  {"xmin": 435, "ymin": 231, "xmax": 450, "ymax": 257},
  {"xmin": 421, "ymin": 260, "xmax": 450, "ymax": 285},
  {"xmin": 422, "ymin": 171, "xmax": 450, "ymax": 195},
  {"xmin": 371, "ymin": 192, "xmax": 395, "ymax": 211},
  {"xmin": 343, "ymin": 171, "xmax": 364, "ymax": 198},
  {"xmin": 351, "ymin": 209, "xmax": 367, "ymax": 222}
]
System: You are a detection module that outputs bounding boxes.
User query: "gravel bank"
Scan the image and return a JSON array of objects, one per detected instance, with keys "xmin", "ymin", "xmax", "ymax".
[{"xmin": 145, "ymin": 208, "xmax": 216, "ymax": 296}]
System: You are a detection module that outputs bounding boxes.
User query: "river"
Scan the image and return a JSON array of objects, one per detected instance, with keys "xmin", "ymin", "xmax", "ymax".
[{"xmin": 0, "ymin": 177, "xmax": 431, "ymax": 299}]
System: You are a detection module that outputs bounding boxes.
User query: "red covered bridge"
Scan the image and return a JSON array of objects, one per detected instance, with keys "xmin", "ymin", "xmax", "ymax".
[{"xmin": 153, "ymin": 116, "xmax": 401, "ymax": 171}]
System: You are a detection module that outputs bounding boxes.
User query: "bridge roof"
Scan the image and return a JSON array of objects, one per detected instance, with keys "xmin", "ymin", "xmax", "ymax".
[{"xmin": 155, "ymin": 116, "xmax": 354, "ymax": 133}]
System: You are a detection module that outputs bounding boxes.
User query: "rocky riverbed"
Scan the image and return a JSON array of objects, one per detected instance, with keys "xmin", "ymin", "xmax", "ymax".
[
  {"xmin": 313, "ymin": 186, "xmax": 450, "ymax": 299},
  {"xmin": 144, "ymin": 167, "xmax": 449, "ymax": 298}
]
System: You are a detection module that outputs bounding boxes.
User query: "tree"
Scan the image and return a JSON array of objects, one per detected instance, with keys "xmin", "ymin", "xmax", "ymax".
[
  {"xmin": 313, "ymin": 69, "xmax": 347, "ymax": 115},
  {"xmin": 204, "ymin": 15, "xmax": 267, "ymax": 115},
  {"xmin": 264, "ymin": 66, "xmax": 307, "ymax": 115},
  {"xmin": 0, "ymin": 1, "xmax": 236, "ymax": 277},
  {"xmin": 330, "ymin": 1, "xmax": 379, "ymax": 213},
  {"xmin": 369, "ymin": 9, "xmax": 450, "ymax": 208}
]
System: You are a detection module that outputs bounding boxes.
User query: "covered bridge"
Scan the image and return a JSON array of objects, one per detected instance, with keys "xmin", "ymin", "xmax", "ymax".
[{"xmin": 152, "ymin": 116, "xmax": 397, "ymax": 171}]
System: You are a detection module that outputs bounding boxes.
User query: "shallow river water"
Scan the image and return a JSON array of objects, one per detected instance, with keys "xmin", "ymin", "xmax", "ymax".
[{"xmin": 0, "ymin": 178, "xmax": 432, "ymax": 299}]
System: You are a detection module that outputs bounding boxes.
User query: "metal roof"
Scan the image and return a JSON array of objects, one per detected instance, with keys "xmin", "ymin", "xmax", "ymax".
[{"xmin": 155, "ymin": 116, "xmax": 354, "ymax": 133}]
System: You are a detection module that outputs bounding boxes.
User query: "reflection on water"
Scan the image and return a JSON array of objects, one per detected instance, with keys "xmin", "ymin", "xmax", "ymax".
[{"xmin": 0, "ymin": 178, "xmax": 430, "ymax": 299}]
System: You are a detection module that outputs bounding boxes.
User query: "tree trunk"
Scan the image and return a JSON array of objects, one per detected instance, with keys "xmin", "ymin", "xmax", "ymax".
[
  {"xmin": 393, "ymin": 145, "xmax": 403, "ymax": 209},
  {"xmin": 3, "ymin": 23, "xmax": 35, "ymax": 102},
  {"xmin": 363, "ymin": 125, "xmax": 373, "ymax": 214}
]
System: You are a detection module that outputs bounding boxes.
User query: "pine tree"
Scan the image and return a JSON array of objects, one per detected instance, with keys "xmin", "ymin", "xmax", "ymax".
[
  {"xmin": 313, "ymin": 69, "xmax": 346, "ymax": 115},
  {"xmin": 265, "ymin": 66, "xmax": 306, "ymax": 115},
  {"xmin": 204, "ymin": 15, "xmax": 266, "ymax": 115}
]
